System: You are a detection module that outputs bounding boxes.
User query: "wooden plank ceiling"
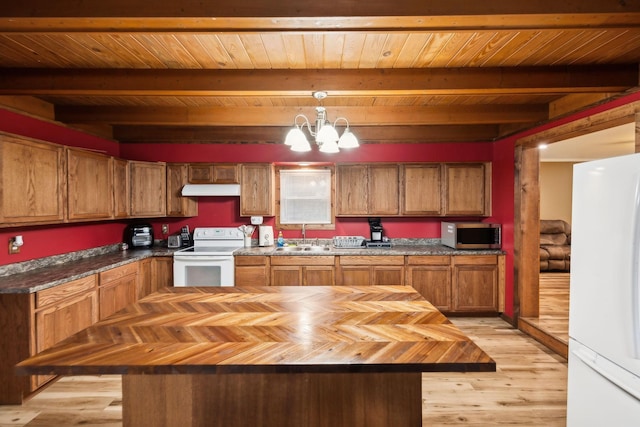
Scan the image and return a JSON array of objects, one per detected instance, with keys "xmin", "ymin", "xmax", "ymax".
[{"xmin": 0, "ymin": 1, "xmax": 639, "ymax": 144}]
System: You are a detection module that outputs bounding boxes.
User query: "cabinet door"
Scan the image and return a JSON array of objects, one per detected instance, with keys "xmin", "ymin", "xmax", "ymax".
[
  {"xmin": 304, "ymin": 266, "xmax": 334, "ymax": 286},
  {"xmin": 240, "ymin": 163, "xmax": 274, "ymax": 216},
  {"xmin": 0, "ymin": 134, "xmax": 65, "ymax": 226},
  {"xmin": 67, "ymin": 148, "xmax": 113, "ymax": 221},
  {"xmin": 336, "ymin": 164, "xmax": 368, "ymax": 215},
  {"xmin": 152, "ymin": 256, "xmax": 174, "ymax": 289},
  {"xmin": 235, "ymin": 256, "xmax": 269, "ymax": 286},
  {"xmin": 402, "ymin": 164, "xmax": 442, "ymax": 215},
  {"xmin": 444, "ymin": 163, "xmax": 490, "ymax": 216},
  {"xmin": 130, "ymin": 161, "xmax": 167, "ymax": 217},
  {"xmin": 452, "ymin": 256, "xmax": 498, "ymax": 312},
  {"xmin": 271, "ymin": 266, "xmax": 302, "ymax": 286},
  {"xmin": 188, "ymin": 164, "xmax": 215, "ymax": 183},
  {"xmin": 372, "ymin": 266, "xmax": 404, "ymax": 285},
  {"xmin": 212, "ymin": 164, "xmax": 239, "ymax": 183},
  {"xmin": 136, "ymin": 258, "xmax": 153, "ymax": 299},
  {"xmin": 34, "ymin": 290, "xmax": 98, "ymax": 388},
  {"xmin": 167, "ymin": 163, "xmax": 197, "ymax": 217},
  {"xmin": 113, "ymin": 158, "xmax": 130, "ymax": 218},
  {"xmin": 99, "ymin": 264, "xmax": 138, "ymax": 320},
  {"xmin": 407, "ymin": 266, "xmax": 451, "ymax": 311},
  {"xmin": 368, "ymin": 164, "xmax": 399, "ymax": 215},
  {"xmin": 337, "ymin": 266, "xmax": 371, "ymax": 285},
  {"xmin": 189, "ymin": 164, "xmax": 239, "ymax": 184}
]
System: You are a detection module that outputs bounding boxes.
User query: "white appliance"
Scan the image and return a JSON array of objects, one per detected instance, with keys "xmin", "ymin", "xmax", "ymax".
[
  {"xmin": 258, "ymin": 225, "xmax": 274, "ymax": 247},
  {"xmin": 173, "ymin": 227, "xmax": 244, "ymax": 287},
  {"xmin": 567, "ymin": 153, "xmax": 640, "ymax": 426}
]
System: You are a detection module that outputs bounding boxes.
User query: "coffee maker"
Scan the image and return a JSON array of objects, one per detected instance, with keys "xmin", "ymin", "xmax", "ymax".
[{"xmin": 368, "ymin": 217, "xmax": 383, "ymax": 242}]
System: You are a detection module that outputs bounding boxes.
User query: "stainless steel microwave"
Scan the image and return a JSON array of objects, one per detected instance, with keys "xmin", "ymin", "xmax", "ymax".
[{"xmin": 441, "ymin": 222, "xmax": 501, "ymax": 249}]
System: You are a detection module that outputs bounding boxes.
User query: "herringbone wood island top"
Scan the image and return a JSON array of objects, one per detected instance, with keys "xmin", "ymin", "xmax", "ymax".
[{"xmin": 17, "ymin": 286, "xmax": 495, "ymax": 375}]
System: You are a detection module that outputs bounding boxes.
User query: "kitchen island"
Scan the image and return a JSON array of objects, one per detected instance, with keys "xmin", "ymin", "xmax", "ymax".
[{"xmin": 17, "ymin": 285, "xmax": 495, "ymax": 427}]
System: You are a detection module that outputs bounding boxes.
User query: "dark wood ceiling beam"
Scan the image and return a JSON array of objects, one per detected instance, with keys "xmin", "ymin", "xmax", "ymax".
[
  {"xmin": 2, "ymin": 1, "xmax": 639, "ymax": 31},
  {"xmin": 113, "ymin": 124, "xmax": 500, "ymax": 144},
  {"xmin": 1, "ymin": 66, "xmax": 635, "ymax": 96},
  {"xmin": 56, "ymin": 104, "xmax": 548, "ymax": 126}
]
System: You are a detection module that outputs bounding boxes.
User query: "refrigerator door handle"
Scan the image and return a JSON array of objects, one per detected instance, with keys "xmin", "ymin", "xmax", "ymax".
[
  {"xmin": 573, "ymin": 345, "xmax": 640, "ymax": 401},
  {"xmin": 633, "ymin": 179, "xmax": 640, "ymax": 358}
]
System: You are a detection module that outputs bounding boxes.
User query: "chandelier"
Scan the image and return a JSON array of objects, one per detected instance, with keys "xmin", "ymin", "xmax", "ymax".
[{"xmin": 284, "ymin": 91, "xmax": 359, "ymax": 153}]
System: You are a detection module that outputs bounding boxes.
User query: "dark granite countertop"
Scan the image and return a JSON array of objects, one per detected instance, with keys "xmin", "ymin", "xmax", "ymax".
[
  {"xmin": 0, "ymin": 239, "xmax": 504, "ymax": 295},
  {"xmin": 0, "ymin": 246, "xmax": 177, "ymax": 294},
  {"xmin": 234, "ymin": 242, "xmax": 504, "ymax": 257}
]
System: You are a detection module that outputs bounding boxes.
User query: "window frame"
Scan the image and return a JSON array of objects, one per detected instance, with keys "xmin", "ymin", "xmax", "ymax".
[{"xmin": 275, "ymin": 165, "xmax": 336, "ymax": 231}]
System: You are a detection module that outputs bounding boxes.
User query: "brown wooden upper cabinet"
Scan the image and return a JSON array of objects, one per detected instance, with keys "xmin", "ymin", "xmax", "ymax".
[
  {"xmin": 188, "ymin": 163, "xmax": 239, "ymax": 184},
  {"xmin": 0, "ymin": 133, "xmax": 66, "ymax": 226},
  {"xmin": 401, "ymin": 163, "xmax": 442, "ymax": 215},
  {"xmin": 240, "ymin": 163, "xmax": 274, "ymax": 216},
  {"xmin": 67, "ymin": 148, "xmax": 113, "ymax": 221},
  {"xmin": 443, "ymin": 163, "xmax": 491, "ymax": 216},
  {"xmin": 166, "ymin": 163, "xmax": 197, "ymax": 217},
  {"xmin": 129, "ymin": 161, "xmax": 167, "ymax": 217},
  {"xmin": 113, "ymin": 158, "xmax": 130, "ymax": 218},
  {"xmin": 336, "ymin": 164, "xmax": 399, "ymax": 216}
]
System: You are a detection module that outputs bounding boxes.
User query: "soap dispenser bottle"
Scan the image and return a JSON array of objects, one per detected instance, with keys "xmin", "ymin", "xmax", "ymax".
[{"xmin": 277, "ymin": 230, "xmax": 285, "ymax": 247}]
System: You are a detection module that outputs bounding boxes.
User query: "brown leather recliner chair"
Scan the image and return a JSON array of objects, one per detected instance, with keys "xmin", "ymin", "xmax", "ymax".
[{"xmin": 539, "ymin": 219, "xmax": 571, "ymax": 272}]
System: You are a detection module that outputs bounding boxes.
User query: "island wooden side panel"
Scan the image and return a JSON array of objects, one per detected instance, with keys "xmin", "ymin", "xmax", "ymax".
[{"xmin": 123, "ymin": 371, "xmax": 421, "ymax": 427}]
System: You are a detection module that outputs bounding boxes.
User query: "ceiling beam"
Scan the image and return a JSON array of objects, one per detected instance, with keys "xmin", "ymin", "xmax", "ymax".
[
  {"xmin": 56, "ymin": 104, "xmax": 548, "ymax": 126},
  {"xmin": 1, "ymin": 66, "xmax": 635, "ymax": 96},
  {"xmin": 2, "ymin": 1, "xmax": 639, "ymax": 31},
  {"xmin": 113, "ymin": 124, "xmax": 500, "ymax": 144}
]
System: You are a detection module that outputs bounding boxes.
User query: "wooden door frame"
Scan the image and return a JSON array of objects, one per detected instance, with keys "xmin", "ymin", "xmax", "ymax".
[{"xmin": 513, "ymin": 101, "xmax": 640, "ymax": 324}]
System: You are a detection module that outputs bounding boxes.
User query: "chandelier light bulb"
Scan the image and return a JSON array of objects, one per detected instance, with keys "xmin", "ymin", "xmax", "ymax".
[{"xmin": 284, "ymin": 91, "xmax": 359, "ymax": 153}]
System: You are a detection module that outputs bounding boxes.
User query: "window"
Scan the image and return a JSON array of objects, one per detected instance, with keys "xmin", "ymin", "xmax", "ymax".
[{"xmin": 277, "ymin": 167, "xmax": 334, "ymax": 229}]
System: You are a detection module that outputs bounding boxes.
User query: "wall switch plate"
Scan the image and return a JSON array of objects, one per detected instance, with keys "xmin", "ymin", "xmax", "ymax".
[{"xmin": 161, "ymin": 224, "xmax": 169, "ymax": 234}]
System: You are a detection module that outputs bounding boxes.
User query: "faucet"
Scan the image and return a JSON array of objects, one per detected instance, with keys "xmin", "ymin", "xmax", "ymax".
[{"xmin": 301, "ymin": 223, "xmax": 306, "ymax": 245}]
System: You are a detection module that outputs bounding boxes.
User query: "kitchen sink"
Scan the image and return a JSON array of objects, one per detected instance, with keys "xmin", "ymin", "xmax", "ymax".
[{"xmin": 275, "ymin": 246, "xmax": 331, "ymax": 252}]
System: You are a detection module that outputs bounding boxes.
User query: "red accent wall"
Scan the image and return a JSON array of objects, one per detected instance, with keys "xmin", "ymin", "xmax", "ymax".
[{"xmin": 3, "ymin": 91, "xmax": 640, "ymax": 318}]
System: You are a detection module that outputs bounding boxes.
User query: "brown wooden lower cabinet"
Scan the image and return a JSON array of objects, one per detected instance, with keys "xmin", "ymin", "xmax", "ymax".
[
  {"xmin": 452, "ymin": 255, "xmax": 499, "ymax": 312},
  {"xmin": 152, "ymin": 256, "xmax": 174, "ymax": 290},
  {"xmin": 406, "ymin": 256, "xmax": 452, "ymax": 312},
  {"xmin": 407, "ymin": 254, "xmax": 503, "ymax": 313},
  {"xmin": 0, "ymin": 274, "xmax": 99, "ymax": 404},
  {"xmin": 235, "ymin": 255, "xmax": 270, "ymax": 286},
  {"xmin": 0, "ymin": 257, "xmax": 176, "ymax": 404},
  {"xmin": 337, "ymin": 256, "xmax": 405, "ymax": 285},
  {"xmin": 270, "ymin": 256, "xmax": 335, "ymax": 286},
  {"xmin": 99, "ymin": 263, "xmax": 138, "ymax": 320}
]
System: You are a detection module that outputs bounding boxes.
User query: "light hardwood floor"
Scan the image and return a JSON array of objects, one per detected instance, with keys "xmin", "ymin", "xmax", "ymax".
[
  {"xmin": 0, "ymin": 317, "xmax": 567, "ymax": 427},
  {"xmin": 520, "ymin": 273, "xmax": 571, "ymax": 358}
]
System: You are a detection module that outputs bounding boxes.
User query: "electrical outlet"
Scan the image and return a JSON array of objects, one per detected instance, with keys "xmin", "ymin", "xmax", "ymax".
[{"xmin": 161, "ymin": 224, "xmax": 169, "ymax": 234}]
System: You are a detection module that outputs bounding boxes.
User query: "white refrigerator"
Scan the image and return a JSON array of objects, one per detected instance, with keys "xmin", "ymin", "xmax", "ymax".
[{"xmin": 567, "ymin": 153, "xmax": 640, "ymax": 426}]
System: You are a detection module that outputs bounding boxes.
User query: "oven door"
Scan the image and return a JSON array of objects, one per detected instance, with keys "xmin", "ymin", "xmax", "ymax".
[{"xmin": 173, "ymin": 255, "xmax": 235, "ymax": 287}]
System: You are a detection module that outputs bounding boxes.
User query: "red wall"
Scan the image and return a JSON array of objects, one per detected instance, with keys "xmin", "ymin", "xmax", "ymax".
[{"xmin": 4, "ymin": 92, "xmax": 639, "ymax": 318}]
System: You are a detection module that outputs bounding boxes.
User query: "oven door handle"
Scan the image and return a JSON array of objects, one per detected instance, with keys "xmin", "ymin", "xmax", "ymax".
[{"xmin": 174, "ymin": 256, "xmax": 233, "ymax": 262}]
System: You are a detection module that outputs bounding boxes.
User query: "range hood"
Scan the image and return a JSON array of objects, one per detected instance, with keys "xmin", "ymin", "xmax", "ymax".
[{"xmin": 181, "ymin": 184, "xmax": 241, "ymax": 197}]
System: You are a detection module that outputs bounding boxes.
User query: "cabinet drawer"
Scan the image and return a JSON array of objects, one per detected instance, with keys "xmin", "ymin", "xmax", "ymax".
[
  {"xmin": 453, "ymin": 255, "xmax": 497, "ymax": 265},
  {"xmin": 36, "ymin": 275, "xmax": 97, "ymax": 308},
  {"xmin": 270, "ymin": 256, "xmax": 335, "ymax": 266},
  {"xmin": 99, "ymin": 263, "xmax": 138, "ymax": 284},
  {"xmin": 339, "ymin": 255, "xmax": 404, "ymax": 266},
  {"xmin": 235, "ymin": 256, "xmax": 268, "ymax": 266},
  {"xmin": 406, "ymin": 256, "xmax": 451, "ymax": 266}
]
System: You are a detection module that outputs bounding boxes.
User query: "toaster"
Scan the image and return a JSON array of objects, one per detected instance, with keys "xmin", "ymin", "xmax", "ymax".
[
  {"xmin": 124, "ymin": 223, "xmax": 154, "ymax": 249},
  {"xmin": 167, "ymin": 235, "xmax": 182, "ymax": 248}
]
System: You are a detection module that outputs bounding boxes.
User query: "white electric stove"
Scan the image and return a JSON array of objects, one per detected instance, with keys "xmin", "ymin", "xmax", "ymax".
[{"xmin": 173, "ymin": 227, "xmax": 244, "ymax": 287}]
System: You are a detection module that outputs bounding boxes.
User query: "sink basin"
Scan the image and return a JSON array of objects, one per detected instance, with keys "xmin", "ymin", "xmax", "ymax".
[{"xmin": 275, "ymin": 246, "xmax": 331, "ymax": 252}]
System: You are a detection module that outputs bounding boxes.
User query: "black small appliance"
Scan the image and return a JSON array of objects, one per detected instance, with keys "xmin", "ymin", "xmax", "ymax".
[
  {"xmin": 124, "ymin": 223, "xmax": 154, "ymax": 249},
  {"xmin": 368, "ymin": 217, "xmax": 383, "ymax": 242}
]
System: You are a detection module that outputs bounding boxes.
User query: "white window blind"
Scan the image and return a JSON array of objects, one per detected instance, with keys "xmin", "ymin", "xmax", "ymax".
[{"xmin": 280, "ymin": 169, "xmax": 331, "ymax": 224}]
